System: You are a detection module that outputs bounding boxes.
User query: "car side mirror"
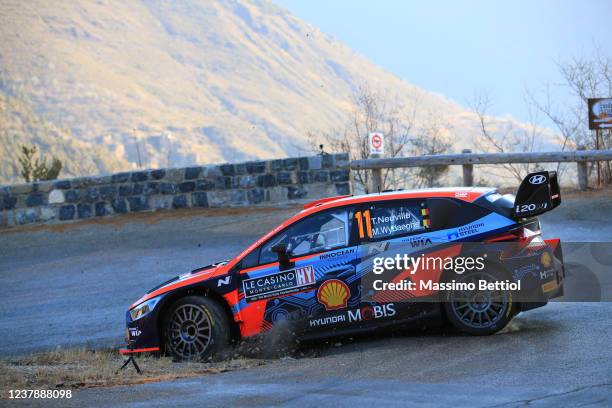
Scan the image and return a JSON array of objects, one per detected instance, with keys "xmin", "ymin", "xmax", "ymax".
[
  {"xmin": 271, "ymin": 243, "xmax": 288, "ymax": 254},
  {"xmin": 271, "ymin": 243, "xmax": 293, "ymax": 270}
]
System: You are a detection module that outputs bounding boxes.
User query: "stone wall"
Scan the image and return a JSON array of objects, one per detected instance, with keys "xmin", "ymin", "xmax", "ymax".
[{"xmin": 0, "ymin": 153, "xmax": 350, "ymax": 228}]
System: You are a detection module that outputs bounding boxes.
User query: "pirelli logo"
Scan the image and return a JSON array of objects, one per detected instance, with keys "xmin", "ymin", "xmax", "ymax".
[{"xmin": 243, "ymin": 265, "xmax": 316, "ymax": 301}]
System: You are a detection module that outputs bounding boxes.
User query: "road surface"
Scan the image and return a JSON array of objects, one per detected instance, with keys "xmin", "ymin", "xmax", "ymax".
[{"xmin": 1, "ymin": 197, "xmax": 611, "ymax": 406}]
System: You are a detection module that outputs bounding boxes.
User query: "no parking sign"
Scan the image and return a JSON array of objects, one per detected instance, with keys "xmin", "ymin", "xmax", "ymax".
[{"xmin": 369, "ymin": 132, "xmax": 385, "ymax": 155}]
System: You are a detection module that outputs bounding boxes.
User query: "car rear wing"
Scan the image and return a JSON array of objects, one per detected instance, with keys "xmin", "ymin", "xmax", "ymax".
[{"xmin": 512, "ymin": 171, "xmax": 561, "ymax": 218}]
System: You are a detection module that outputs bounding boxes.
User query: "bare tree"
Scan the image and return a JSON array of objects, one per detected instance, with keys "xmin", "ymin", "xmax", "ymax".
[
  {"xmin": 471, "ymin": 92, "xmax": 543, "ymax": 181},
  {"xmin": 406, "ymin": 114, "xmax": 452, "ymax": 188},
  {"xmin": 308, "ymin": 84, "xmax": 418, "ymax": 192},
  {"xmin": 527, "ymin": 44, "xmax": 612, "ymax": 184}
]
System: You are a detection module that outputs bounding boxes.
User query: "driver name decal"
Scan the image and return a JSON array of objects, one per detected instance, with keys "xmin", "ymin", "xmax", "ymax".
[
  {"xmin": 243, "ymin": 265, "xmax": 316, "ymax": 301},
  {"xmin": 355, "ymin": 205, "xmax": 427, "ymax": 240}
]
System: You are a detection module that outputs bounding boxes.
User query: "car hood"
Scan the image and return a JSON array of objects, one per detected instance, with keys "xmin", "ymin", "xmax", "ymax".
[{"xmin": 129, "ymin": 260, "xmax": 230, "ymax": 308}]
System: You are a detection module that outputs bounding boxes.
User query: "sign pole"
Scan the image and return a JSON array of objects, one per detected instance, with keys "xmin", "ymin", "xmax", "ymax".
[
  {"xmin": 588, "ymin": 98, "xmax": 612, "ymax": 187},
  {"xmin": 596, "ymin": 128, "xmax": 601, "ymax": 188},
  {"xmin": 368, "ymin": 132, "xmax": 385, "ymax": 193}
]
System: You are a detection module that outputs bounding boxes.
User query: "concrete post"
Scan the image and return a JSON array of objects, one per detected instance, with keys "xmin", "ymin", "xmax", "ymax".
[
  {"xmin": 577, "ymin": 161, "xmax": 589, "ymax": 190},
  {"xmin": 577, "ymin": 145, "xmax": 588, "ymax": 190},
  {"xmin": 462, "ymin": 149, "xmax": 474, "ymax": 186},
  {"xmin": 369, "ymin": 153, "xmax": 383, "ymax": 193}
]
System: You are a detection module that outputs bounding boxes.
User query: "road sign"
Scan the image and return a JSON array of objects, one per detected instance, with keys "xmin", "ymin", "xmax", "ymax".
[
  {"xmin": 588, "ymin": 98, "xmax": 612, "ymax": 130},
  {"xmin": 369, "ymin": 132, "xmax": 384, "ymax": 155}
]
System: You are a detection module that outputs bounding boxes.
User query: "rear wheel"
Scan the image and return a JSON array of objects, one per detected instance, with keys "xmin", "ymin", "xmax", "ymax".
[
  {"xmin": 443, "ymin": 269, "xmax": 514, "ymax": 335},
  {"xmin": 163, "ymin": 296, "xmax": 230, "ymax": 361}
]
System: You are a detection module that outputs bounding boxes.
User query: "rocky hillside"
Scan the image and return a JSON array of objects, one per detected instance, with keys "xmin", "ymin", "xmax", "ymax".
[
  {"xmin": 0, "ymin": 0, "xmax": 558, "ymax": 184},
  {"xmin": 0, "ymin": 79, "xmax": 130, "ymax": 183}
]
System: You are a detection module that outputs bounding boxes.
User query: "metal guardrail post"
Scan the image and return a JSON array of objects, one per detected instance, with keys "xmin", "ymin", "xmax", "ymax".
[{"xmin": 462, "ymin": 149, "xmax": 473, "ymax": 186}]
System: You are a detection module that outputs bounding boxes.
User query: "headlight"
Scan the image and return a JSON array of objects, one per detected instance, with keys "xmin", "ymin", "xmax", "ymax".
[{"xmin": 130, "ymin": 296, "xmax": 161, "ymax": 321}]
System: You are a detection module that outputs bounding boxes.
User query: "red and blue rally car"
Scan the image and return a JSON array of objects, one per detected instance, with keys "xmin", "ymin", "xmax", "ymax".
[{"xmin": 122, "ymin": 171, "xmax": 564, "ymax": 360}]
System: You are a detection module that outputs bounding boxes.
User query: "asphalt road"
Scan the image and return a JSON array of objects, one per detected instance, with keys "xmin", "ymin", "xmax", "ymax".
[
  {"xmin": 1, "ymin": 197, "xmax": 612, "ymax": 407},
  {"xmin": 0, "ymin": 207, "xmax": 298, "ymax": 356},
  {"xmin": 22, "ymin": 304, "xmax": 612, "ymax": 407}
]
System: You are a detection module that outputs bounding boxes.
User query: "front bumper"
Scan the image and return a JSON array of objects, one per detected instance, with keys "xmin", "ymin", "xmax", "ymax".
[
  {"xmin": 119, "ymin": 346, "xmax": 160, "ymax": 355},
  {"xmin": 121, "ymin": 304, "xmax": 163, "ymax": 355}
]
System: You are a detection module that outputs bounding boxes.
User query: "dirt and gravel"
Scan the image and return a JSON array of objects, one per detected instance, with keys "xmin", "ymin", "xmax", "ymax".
[
  {"xmin": 1, "ymin": 196, "xmax": 611, "ymax": 406},
  {"xmin": 0, "ymin": 348, "xmax": 266, "ymax": 391}
]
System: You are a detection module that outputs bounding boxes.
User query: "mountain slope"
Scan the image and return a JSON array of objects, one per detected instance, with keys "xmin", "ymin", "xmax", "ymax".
[
  {"xmin": 0, "ymin": 79, "xmax": 130, "ymax": 182},
  {"xmin": 0, "ymin": 0, "xmax": 557, "ymax": 184}
]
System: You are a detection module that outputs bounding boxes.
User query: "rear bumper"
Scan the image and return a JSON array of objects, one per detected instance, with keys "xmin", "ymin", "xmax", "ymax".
[
  {"xmin": 503, "ymin": 237, "xmax": 564, "ymax": 311},
  {"xmin": 542, "ymin": 238, "xmax": 565, "ymax": 299}
]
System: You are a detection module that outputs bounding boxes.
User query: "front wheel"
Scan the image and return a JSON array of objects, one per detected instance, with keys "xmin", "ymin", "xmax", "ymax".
[
  {"xmin": 443, "ymin": 269, "xmax": 514, "ymax": 335},
  {"xmin": 163, "ymin": 296, "xmax": 230, "ymax": 361}
]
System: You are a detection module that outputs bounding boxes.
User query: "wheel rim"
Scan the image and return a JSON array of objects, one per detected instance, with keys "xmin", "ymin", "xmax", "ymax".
[
  {"xmin": 168, "ymin": 304, "xmax": 212, "ymax": 359},
  {"xmin": 449, "ymin": 272, "xmax": 509, "ymax": 329}
]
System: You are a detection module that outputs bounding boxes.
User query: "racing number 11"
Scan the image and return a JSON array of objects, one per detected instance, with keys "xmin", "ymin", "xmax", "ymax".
[{"xmin": 355, "ymin": 210, "xmax": 373, "ymax": 239}]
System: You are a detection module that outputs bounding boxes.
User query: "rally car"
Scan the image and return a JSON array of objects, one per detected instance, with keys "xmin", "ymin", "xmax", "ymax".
[{"xmin": 122, "ymin": 171, "xmax": 564, "ymax": 360}]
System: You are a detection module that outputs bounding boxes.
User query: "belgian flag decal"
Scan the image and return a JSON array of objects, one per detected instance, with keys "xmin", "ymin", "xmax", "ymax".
[{"xmin": 421, "ymin": 206, "xmax": 430, "ymax": 228}]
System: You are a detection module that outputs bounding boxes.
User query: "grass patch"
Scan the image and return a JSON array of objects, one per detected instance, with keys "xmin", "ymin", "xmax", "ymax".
[{"xmin": 0, "ymin": 348, "xmax": 266, "ymax": 394}]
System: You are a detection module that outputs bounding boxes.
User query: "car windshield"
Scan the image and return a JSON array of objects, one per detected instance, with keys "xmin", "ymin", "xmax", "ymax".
[{"xmin": 259, "ymin": 209, "xmax": 349, "ymax": 264}]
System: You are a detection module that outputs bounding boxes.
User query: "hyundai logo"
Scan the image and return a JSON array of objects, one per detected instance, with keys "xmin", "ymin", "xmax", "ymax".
[{"xmin": 529, "ymin": 175, "xmax": 547, "ymax": 185}]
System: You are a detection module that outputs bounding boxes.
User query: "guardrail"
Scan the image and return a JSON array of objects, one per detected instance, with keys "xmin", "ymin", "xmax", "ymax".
[{"xmin": 349, "ymin": 149, "xmax": 612, "ymax": 191}]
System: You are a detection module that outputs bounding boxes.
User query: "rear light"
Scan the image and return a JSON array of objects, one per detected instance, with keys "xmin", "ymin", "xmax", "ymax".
[
  {"xmin": 526, "ymin": 234, "xmax": 547, "ymax": 251},
  {"xmin": 485, "ymin": 217, "xmax": 541, "ymax": 244},
  {"xmin": 485, "ymin": 227, "xmax": 529, "ymax": 243},
  {"xmin": 486, "ymin": 225, "xmax": 544, "ymax": 258}
]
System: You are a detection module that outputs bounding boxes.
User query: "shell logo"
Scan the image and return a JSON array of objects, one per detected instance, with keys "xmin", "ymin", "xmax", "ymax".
[
  {"xmin": 541, "ymin": 252, "xmax": 552, "ymax": 268},
  {"xmin": 317, "ymin": 279, "xmax": 350, "ymax": 311}
]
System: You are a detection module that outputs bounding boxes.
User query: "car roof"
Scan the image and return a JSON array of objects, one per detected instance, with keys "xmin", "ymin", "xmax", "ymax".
[
  {"xmin": 302, "ymin": 187, "xmax": 496, "ymax": 214},
  {"xmin": 225, "ymin": 186, "xmax": 497, "ymax": 272}
]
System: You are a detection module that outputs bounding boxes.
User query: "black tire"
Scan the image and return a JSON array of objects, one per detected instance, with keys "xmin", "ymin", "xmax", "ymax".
[
  {"xmin": 443, "ymin": 268, "xmax": 514, "ymax": 335},
  {"xmin": 162, "ymin": 295, "xmax": 231, "ymax": 361}
]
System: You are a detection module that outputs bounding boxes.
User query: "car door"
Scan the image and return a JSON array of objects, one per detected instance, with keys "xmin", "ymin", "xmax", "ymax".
[
  {"xmin": 354, "ymin": 198, "xmax": 439, "ymax": 324},
  {"xmin": 237, "ymin": 206, "xmax": 360, "ymax": 336}
]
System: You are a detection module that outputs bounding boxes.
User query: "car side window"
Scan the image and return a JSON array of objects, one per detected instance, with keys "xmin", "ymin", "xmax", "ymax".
[
  {"xmin": 426, "ymin": 198, "xmax": 490, "ymax": 230},
  {"xmin": 259, "ymin": 209, "xmax": 352, "ymax": 265},
  {"xmin": 240, "ymin": 247, "xmax": 260, "ymax": 270},
  {"xmin": 356, "ymin": 200, "xmax": 429, "ymax": 241}
]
